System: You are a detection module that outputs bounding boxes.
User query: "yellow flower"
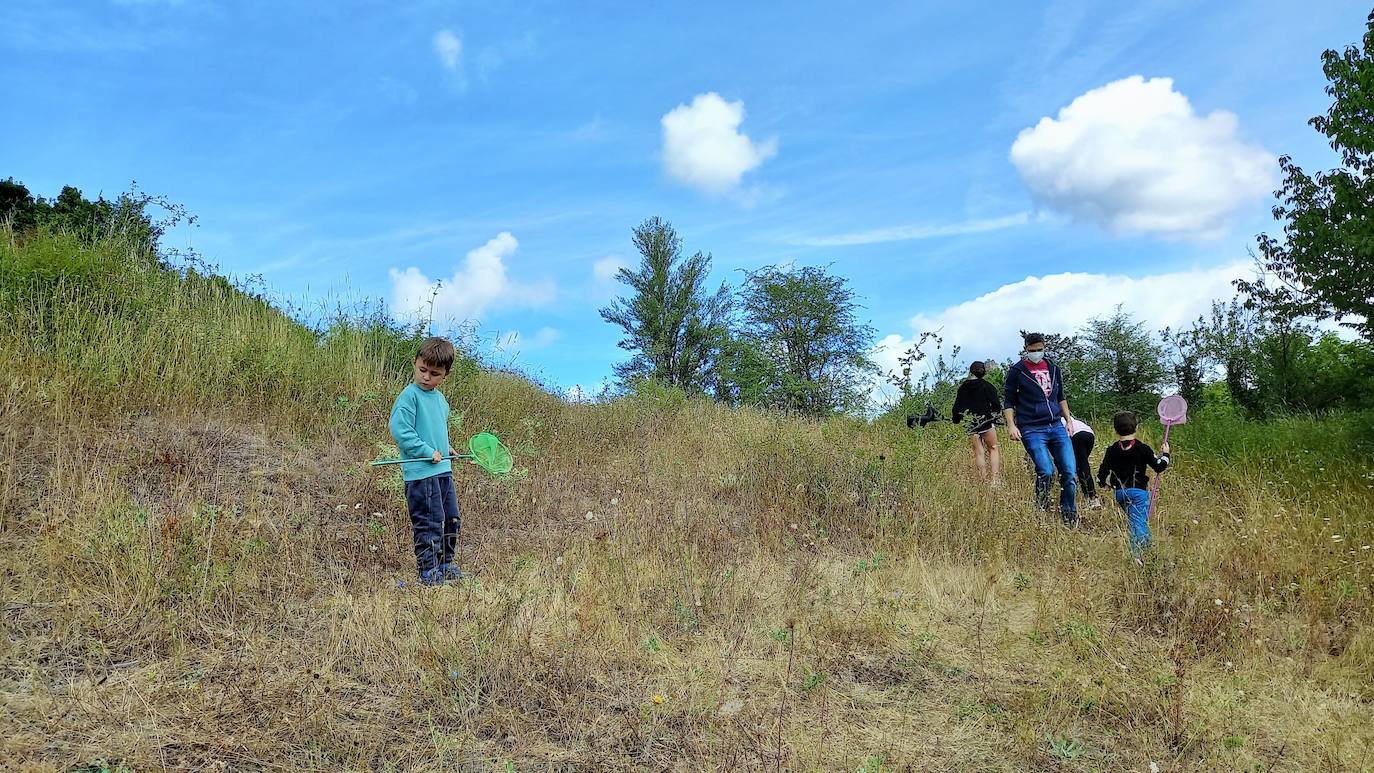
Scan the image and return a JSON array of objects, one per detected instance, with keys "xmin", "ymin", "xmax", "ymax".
[{"xmin": 652, "ymin": 694, "xmax": 665, "ymax": 705}]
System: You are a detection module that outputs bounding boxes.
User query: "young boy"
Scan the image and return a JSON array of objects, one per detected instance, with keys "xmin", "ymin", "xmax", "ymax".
[
  {"xmin": 1096, "ymin": 411, "xmax": 1171, "ymax": 562},
  {"xmin": 389, "ymin": 337, "xmax": 462, "ymax": 586}
]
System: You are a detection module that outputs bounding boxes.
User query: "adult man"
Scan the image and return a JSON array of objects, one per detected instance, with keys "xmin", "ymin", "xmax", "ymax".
[{"xmin": 1003, "ymin": 333, "xmax": 1079, "ymax": 526}]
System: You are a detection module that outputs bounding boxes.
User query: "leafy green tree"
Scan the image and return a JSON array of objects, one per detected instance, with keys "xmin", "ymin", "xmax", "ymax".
[
  {"xmin": 1073, "ymin": 309, "xmax": 1168, "ymax": 418},
  {"xmin": 713, "ymin": 334, "xmax": 780, "ymax": 408},
  {"xmin": 737, "ymin": 265, "xmax": 877, "ymax": 415},
  {"xmin": 1245, "ymin": 10, "xmax": 1374, "ymax": 340},
  {"xmin": 1, "ymin": 178, "xmax": 171, "ymax": 257},
  {"xmin": 599, "ymin": 217, "xmax": 730, "ymax": 393},
  {"xmin": 1159, "ymin": 320, "xmax": 1209, "ymax": 408}
]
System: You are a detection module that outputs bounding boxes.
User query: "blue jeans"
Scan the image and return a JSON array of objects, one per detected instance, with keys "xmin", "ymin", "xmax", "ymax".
[
  {"xmin": 1022, "ymin": 423, "xmax": 1078, "ymax": 525},
  {"xmin": 405, "ymin": 473, "xmax": 461, "ymax": 575},
  {"xmin": 1114, "ymin": 488, "xmax": 1151, "ymax": 555}
]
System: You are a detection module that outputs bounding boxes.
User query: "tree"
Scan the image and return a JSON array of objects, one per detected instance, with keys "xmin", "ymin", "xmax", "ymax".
[
  {"xmin": 599, "ymin": 217, "xmax": 730, "ymax": 393},
  {"xmin": 737, "ymin": 265, "xmax": 877, "ymax": 415},
  {"xmin": 1070, "ymin": 309, "xmax": 1168, "ymax": 418},
  {"xmin": 1245, "ymin": 10, "xmax": 1374, "ymax": 340},
  {"xmin": 1159, "ymin": 320, "xmax": 1209, "ymax": 408},
  {"xmin": 0, "ymin": 178, "xmax": 172, "ymax": 257}
]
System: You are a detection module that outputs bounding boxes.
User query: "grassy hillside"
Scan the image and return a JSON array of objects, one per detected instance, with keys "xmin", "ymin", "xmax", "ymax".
[{"xmin": 1, "ymin": 227, "xmax": 1371, "ymax": 771}]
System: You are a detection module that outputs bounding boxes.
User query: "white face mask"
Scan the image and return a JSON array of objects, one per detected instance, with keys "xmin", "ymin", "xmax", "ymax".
[{"xmin": 1023, "ymin": 350, "xmax": 1045, "ymax": 363}]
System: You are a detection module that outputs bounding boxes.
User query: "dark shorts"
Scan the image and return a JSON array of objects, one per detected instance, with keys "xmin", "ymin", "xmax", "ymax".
[{"xmin": 967, "ymin": 417, "xmax": 997, "ymax": 436}]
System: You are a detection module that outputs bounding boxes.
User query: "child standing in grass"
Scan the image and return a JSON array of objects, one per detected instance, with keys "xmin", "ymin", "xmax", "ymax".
[
  {"xmin": 1096, "ymin": 411, "xmax": 1171, "ymax": 563},
  {"xmin": 389, "ymin": 337, "xmax": 463, "ymax": 586}
]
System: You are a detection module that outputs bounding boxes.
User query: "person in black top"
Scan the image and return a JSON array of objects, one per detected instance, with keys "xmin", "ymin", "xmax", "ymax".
[
  {"xmin": 952, "ymin": 361, "xmax": 1002, "ymax": 484},
  {"xmin": 1096, "ymin": 411, "xmax": 1171, "ymax": 562}
]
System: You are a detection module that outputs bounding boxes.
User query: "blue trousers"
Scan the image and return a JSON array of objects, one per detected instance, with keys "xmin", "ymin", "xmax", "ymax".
[
  {"xmin": 405, "ymin": 473, "xmax": 461, "ymax": 575},
  {"xmin": 1022, "ymin": 423, "xmax": 1078, "ymax": 525},
  {"xmin": 1114, "ymin": 488, "xmax": 1151, "ymax": 555}
]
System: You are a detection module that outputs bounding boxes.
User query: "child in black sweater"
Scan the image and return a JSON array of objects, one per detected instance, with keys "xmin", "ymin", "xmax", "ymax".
[{"xmin": 1097, "ymin": 411, "xmax": 1171, "ymax": 561}]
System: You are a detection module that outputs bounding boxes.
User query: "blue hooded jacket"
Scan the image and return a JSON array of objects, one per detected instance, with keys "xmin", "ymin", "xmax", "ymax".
[{"xmin": 1003, "ymin": 358, "xmax": 1066, "ymax": 429}]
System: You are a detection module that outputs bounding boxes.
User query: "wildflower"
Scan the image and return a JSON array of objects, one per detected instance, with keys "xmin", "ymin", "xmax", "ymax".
[
  {"xmin": 1331, "ymin": 534, "xmax": 1343, "ymax": 541},
  {"xmin": 652, "ymin": 694, "xmax": 665, "ymax": 705},
  {"xmin": 610, "ymin": 497, "xmax": 618, "ymax": 506},
  {"xmin": 354, "ymin": 503, "xmax": 363, "ymax": 509},
  {"xmin": 1214, "ymin": 598, "xmax": 1223, "ymax": 606},
  {"xmin": 585, "ymin": 511, "xmax": 595, "ymax": 521},
  {"xmin": 1150, "ymin": 763, "xmax": 1160, "ymax": 773}
]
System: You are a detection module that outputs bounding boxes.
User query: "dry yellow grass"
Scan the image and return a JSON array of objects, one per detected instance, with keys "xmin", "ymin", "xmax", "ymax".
[{"xmin": 1, "ymin": 228, "xmax": 1371, "ymax": 771}]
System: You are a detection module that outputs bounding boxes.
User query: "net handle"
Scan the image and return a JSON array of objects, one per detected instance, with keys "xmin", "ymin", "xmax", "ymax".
[{"xmin": 370, "ymin": 452, "xmax": 474, "ymax": 467}]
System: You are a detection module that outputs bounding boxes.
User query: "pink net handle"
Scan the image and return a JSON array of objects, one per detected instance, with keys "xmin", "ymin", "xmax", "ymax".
[{"xmin": 1157, "ymin": 395, "xmax": 1188, "ymax": 425}]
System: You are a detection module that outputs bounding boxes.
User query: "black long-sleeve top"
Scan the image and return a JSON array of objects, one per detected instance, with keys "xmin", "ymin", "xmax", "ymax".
[
  {"xmin": 1097, "ymin": 439, "xmax": 1170, "ymax": 490},
  {"xmin": 952, "ymin": 378, "xmax": 1001, "ymax": 426}
]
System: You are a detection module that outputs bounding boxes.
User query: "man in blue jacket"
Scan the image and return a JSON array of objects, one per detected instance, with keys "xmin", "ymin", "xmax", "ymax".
[{"xmin": 1002, "ymin": 332, "xmax": 1079, "ymax": 527}]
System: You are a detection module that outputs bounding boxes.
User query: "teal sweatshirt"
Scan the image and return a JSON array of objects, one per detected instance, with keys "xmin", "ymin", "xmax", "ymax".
[{"xmin": 388, "ymin": 383, "xmax": 454, "ymax": 482}]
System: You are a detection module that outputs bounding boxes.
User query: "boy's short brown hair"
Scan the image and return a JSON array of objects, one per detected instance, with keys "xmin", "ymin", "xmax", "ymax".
[
  {"xmin": 1113, "ymin": 410, "xmax": 1138, "ymax": 436},
  {"xmin": 416, "ymin": 337, "xmax": 455, "ymax": 373}
]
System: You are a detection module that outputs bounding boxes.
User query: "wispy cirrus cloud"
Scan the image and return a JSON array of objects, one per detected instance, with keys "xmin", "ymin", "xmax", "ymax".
[{"xmin": 790, "ymin": 212, "xmax": 1029, "ymax": 247}]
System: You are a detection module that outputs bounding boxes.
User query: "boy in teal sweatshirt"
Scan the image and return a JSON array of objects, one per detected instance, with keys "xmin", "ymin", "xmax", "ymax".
[{"xmin": 389, "ymin": 337, "xmax": 462, "ymax": 586}]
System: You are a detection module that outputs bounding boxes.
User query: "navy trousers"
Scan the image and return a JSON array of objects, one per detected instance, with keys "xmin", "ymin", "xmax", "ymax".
[{"xmin": 405, "ymin": 473, "xmax": 460, "ymax": 574}]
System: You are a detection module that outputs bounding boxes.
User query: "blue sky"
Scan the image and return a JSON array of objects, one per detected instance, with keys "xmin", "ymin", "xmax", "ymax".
[{"xmin": 3, "ymin": 1, "xmax": 1368, "ymax": 399}]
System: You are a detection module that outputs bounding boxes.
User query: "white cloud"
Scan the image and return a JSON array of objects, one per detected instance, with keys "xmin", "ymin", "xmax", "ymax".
[
  {"xmin": 872, "ymin": 260, "xmax": 1250, "ymax": 401},
  {"xmin": 593, "ymin": 255, "xmax": 628, "ymax": 293},
  {"xmin": 496, "ymin": 327, "xmax": 562, "ymax": 351},
  {"xmin": 388, "ymin": 232, "xmax": 555, "ymax": 325},
  {"xmin": 794, "ymin": 213, "xmax": 1030, "ymax": 247},
  {"xmin": 661, "ymin": 92, "xmax": 777, "ymax": 195},
  {"xmin": 433, "ymin": 29, "xmax": 465, "ymax": 88},
  {"xmin": 1010, "ymin": 76, "xmax": 1274, "ymax": 239}
]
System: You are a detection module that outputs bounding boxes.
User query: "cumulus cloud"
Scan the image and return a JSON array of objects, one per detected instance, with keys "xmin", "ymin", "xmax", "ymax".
[
  {"xmin": 593, "ymin": 255, "xmax": 628, "ymax": 293},
  {"xmin": 872, "ymin": 260, "xmax": 1250, "ymax": 399},
  {"xmin": 389, "ymin": 232, "xmax": 555, "ymax": 325},
  {"xmin": 1010, "ymin": 76, "xmax": 1274, "ymax": 239},
  {"xmin": 661, "ymin": 92, "xmax": 777, "ymax": 194},
  {"xmin": 432, "ymin": 29, "xmax": 468, "ymax": 89},
  {"xmin": 433, "ymin": 29, "xmax": 462, "ymax": 71}
]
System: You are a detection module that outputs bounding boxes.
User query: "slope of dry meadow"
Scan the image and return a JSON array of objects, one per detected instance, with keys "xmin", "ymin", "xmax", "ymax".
[{"xmin": 1, "ymin": 230, "xmax": 1371, "ymax": 771}]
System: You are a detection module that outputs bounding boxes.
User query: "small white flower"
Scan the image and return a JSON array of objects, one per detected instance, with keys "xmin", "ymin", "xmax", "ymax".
[
  {"xmin": 1214, "ymin": 598, "xmax": 1224, "ymax": 606},
  {"xmin": 555, "ymin": 556, "xmax": 564, "ymax": 566},
  {"xmin": 789, "ymin": 523, "xmax": 798, "ymax": 530},
  {"xmin": 585, "ymin": 511, "xmax": 596, "ymax": 521},
  {"xmin": 354, "ymin": 503, "xmax": 363, "ymax": 509},
  {"xmin": 1331, "ymin": 534, "xmax": 1343, "ymax": 541},
  {"xmin": 610, "ymin": 497, "xmax": 618, "ymax": 506},
  {"xmin": 1149, "ymin": 762, "xmax": 1160, "ymax": 773}
]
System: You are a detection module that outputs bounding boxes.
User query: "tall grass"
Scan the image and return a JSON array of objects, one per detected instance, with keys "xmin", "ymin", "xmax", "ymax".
[{"xmin": 1, "ymin": 226, "xmax": 1371, "ymax": 770}]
